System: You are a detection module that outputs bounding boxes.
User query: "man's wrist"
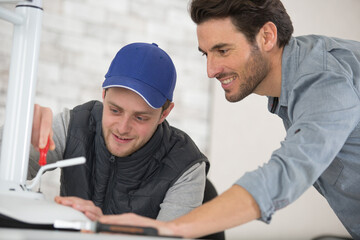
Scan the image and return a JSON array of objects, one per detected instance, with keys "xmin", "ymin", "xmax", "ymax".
[{"xmin": 163, "ymin": 221, "xmax": 185, "ymax": 238}]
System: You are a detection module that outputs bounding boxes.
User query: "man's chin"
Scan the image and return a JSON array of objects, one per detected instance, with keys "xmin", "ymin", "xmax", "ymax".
[
  {"xmin": 225, "ymin": 94, "xmax": 240, "ymax": 103},
  {"xmin": 108, "ymin": 146, "xmax": 130, "ymax": 158},
  {"xmin": 111, "ymin": 151, "xmax": 129, "ymax": 158},
  {"xmin": 225, "ymin": 91, "xmax": 249, "ymax": 103}
]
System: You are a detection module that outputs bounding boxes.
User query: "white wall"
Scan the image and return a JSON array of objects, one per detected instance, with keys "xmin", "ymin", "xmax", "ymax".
[
  {"xmin": 0, "ymin": 0, "xmax": 210, "ymax": 198},
  {"xmin": 208, "ymin": 0, "xmax": 360, "ymax": 239},
  {"xmin": 0, "ymin": 0, "xmax": 210, "ymax": 154}
]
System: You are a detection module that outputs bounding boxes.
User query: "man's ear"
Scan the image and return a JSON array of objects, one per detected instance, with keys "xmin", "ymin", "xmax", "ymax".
[
  {"xmin": 258, "ymin": 21, "xmax": 278, "ymax": 52},
  {"xmin": 102, "ymin": 89, "xmax": 106, "ymax": 100},
  {"xmin": 159, "ymin": 102, "xmax": 175, "ymax": 124}
]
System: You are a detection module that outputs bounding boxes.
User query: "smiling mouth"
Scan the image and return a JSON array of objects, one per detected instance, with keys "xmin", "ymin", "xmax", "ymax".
[
  {"xmin": 113, "ymin": 133, "xmax": 132, "ymax": 142},
  {"xmin": 219, "ymin": 75, "xmax": 236, "ymax": 85}
]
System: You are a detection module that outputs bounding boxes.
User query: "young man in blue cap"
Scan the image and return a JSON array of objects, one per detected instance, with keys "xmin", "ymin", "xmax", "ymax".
[{"xmin": 26, "ymin": 42, "xmax": 209, "ymax": 221}]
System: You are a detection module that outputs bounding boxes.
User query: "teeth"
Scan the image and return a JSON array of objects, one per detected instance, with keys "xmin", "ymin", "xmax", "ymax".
[
  {"xmin": 222, "ymin": 76, "xmax": 235, "ymax": 84},
  {"xmin": 115, "ymin": 134, "xmax": 129, "ymax": 140}
]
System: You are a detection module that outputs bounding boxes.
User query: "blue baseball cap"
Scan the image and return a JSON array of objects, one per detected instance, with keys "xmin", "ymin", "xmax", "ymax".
[{"xmin": 102, "ymin": 42, "xmax": 177, "ymax": 109}]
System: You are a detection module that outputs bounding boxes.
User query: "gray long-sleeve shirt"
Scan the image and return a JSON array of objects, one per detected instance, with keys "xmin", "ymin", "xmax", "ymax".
[
  {"xmin": 236, "ymin": 35, "xmax": 360, "ymax": 238},
  {"xmin": 1, "ymin": 109, "xmax": 206, "ymax": 222}
]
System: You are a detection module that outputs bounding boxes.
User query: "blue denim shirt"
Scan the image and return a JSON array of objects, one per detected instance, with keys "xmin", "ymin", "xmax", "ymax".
[{"xmin": 236, "ymin": 35, "xmax": 360, "ymax": 238}]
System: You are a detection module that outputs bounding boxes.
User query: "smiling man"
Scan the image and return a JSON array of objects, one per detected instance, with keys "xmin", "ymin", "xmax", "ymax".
[
  {"xmin": 97, "ymin": 0, "xmax": 360, "ymax": 239},
  {"xmin": 24, "ymin": 42, "xmax": 209, "ymax": 222}
]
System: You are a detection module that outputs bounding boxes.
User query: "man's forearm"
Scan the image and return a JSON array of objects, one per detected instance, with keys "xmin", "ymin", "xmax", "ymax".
[{"xmin": 167, "ymin": 184, "xmax": 260, "ymax": 238}]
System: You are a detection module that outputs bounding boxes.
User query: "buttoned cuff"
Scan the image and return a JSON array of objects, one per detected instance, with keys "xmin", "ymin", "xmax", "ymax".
[{"xmin": 235, "ymin": 170, "xmax": 275, "ymax": 224}]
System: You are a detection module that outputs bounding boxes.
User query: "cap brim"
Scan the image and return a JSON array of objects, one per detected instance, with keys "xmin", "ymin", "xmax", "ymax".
[{"xmin": 102, "ymin": 76, "xmax": 167, "ymax": 109}]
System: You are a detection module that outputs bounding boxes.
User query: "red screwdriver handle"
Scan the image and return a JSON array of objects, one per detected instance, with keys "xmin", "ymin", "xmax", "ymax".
[{"xmin": 39, "ymin": 137, "xmax": 50, "ymax": 166}]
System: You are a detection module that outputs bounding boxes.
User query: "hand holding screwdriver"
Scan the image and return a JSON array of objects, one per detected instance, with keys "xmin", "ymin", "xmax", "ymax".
[{"xmin": 31, "ymin": 104, "xmax": 55, "ymax": 151}]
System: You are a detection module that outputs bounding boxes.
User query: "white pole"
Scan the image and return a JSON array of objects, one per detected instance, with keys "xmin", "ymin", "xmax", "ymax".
[
  {"xmin": 0, "ymin": 0, "xmax": 43, "ymax": 188},
  {"xmin": 0, "ymin": 6, "xmax": 23, "ymax": 25}
]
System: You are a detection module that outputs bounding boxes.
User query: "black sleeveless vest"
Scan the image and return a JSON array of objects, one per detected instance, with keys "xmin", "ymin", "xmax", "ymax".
[{"xmin": 60, "ymin": 101, "xmax": 209, "ymax": 218}]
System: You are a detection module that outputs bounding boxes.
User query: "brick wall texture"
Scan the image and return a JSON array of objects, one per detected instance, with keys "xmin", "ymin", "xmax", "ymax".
[{"xmin": 0, "ymin": 0, "xmax": 211, "ymax": 155}]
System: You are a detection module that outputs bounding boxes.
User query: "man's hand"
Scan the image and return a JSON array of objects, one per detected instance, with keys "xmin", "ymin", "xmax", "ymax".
[
  {"xmin": 55, "ymin": 196, "xmax": 104, "ymax": 221},
  {"xmin": 31, "ymin": 104, "xmax": 55, "ymax": 151},
  {"xmin": 97, "ymin": 185, "xmax": 260, "ymax": 238}
]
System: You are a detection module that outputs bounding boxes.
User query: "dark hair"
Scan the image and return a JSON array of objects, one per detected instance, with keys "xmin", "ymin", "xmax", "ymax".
[
  {"xmin": 161, "ymin": 99, "xmax": 172, "ymax": 112},
  {"xmin": 189, "ymin": 0, "xmax": 293, "ymax": 47}
]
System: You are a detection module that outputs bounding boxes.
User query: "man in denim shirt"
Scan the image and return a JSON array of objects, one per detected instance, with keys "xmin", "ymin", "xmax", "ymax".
[{"xmin": 95, "ymin": 0, "xmax": 360, "ymax": 239}]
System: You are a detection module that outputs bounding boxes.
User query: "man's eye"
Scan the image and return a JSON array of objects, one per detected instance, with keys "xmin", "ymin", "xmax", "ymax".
[
  {"xmin": 201, "ymin": 52, "xmax": 207, "ymax": 57},
  {"xmin": 219, "ymin": 49, "xmax": 228, "ymax": 55},
  {"xmin": 110, "ymin": 108, "xmax": 118, "ymax": 114}
]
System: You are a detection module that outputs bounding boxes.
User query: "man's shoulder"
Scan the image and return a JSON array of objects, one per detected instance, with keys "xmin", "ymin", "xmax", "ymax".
[
  {"xmin": 68, "ymin": 100, "xmax": 103, "ymax": 130},
  {"xmin": 163, "ymin": 120, "xmax": 191, "ymax": 139},
  {"xmin": 164, "ymin": 121, "xmax": 197, "ymax": 149},
  {"xmin": 161, "ymin": 121, "xmax": 209, "ymax": 172},
  {"xmin": 72, "ymin": 100, "xmax": 102, "ymax": 113}
]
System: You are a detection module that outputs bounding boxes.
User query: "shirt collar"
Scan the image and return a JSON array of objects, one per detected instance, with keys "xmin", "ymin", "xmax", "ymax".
[{"xmin": 268, "ymin": 37, "xmax": 299, "ymax": 113}]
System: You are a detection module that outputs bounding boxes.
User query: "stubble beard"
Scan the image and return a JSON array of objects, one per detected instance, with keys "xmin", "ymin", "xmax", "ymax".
[{"xmin": 226, "ymin": 46, "xmax": 270, "ymax": 103}]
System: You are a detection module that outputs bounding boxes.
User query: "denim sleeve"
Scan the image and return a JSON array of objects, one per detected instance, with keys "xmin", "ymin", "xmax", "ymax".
[{"xmin": 236, "ymin": 71, "xmax": 360, "ymax": 223}]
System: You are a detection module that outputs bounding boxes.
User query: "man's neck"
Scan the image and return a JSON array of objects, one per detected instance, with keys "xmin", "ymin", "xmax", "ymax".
[{"xmin": 254, "ymin": 47, "xmax": 283, "ymax": 98}]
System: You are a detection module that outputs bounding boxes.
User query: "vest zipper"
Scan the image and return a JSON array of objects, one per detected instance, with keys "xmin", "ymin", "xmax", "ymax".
[{"xmin": 103, "ymin": 155, "xmax": 116, "ymax": 214}]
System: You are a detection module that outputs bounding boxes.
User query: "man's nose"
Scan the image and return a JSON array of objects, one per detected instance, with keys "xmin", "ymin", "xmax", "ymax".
[
  {"xmin": 117, "ymin": 117, "xmax": 131, "ymax": 133},
  {"xmin": 207, "ymin": 56, "xmax": 222, "ymax": 78}
]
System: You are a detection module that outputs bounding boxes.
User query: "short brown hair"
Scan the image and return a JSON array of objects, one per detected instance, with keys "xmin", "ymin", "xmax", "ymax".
[
  {"xmin": 161, "ymin": 99, "xmax": 171, "ymax": 112},
  {"xmin": 189, "ymin": 0, "xmax": 293, "ymax": 47}
]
